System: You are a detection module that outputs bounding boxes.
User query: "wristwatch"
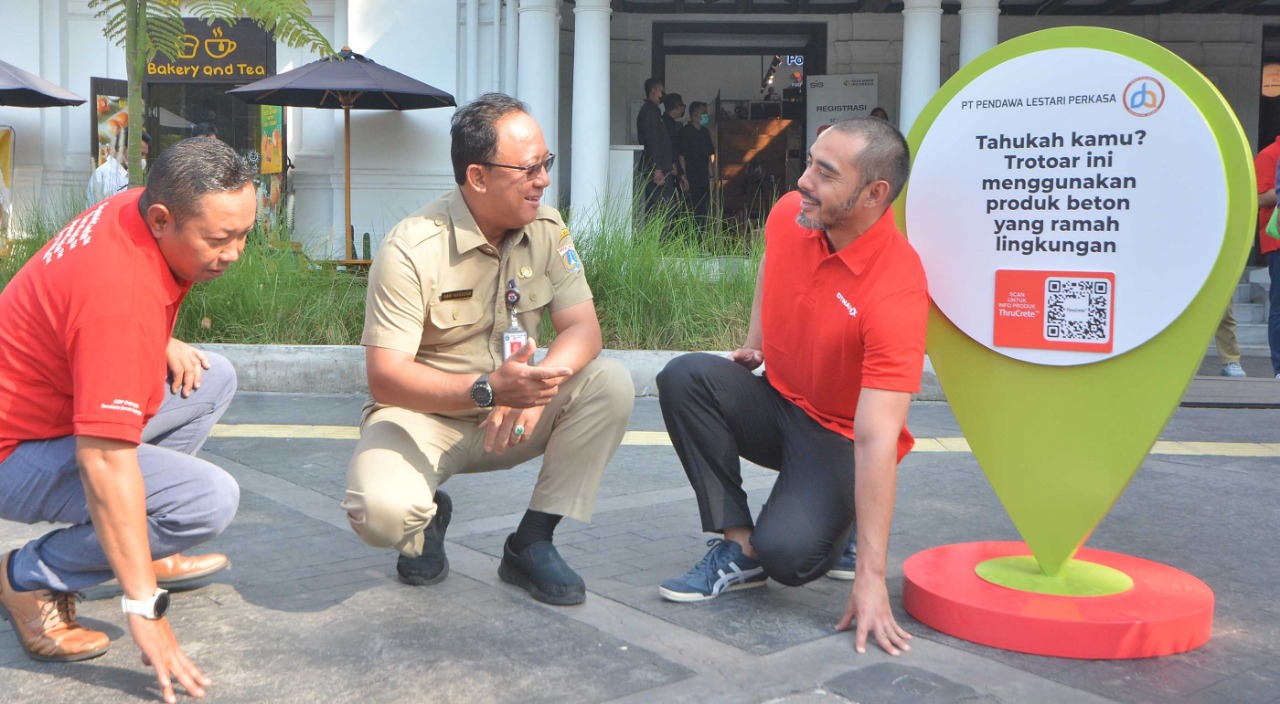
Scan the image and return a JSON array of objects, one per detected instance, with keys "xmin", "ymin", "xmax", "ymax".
[
  {"xmin": 121, "ymin": 588, "xmax": 170, "ymax": 620},
  {"xmin": 470, "ymin": 374, "xmax": 495, "ymax": 408}
]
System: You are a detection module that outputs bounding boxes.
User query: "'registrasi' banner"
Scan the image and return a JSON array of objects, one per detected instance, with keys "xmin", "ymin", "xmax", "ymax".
[
  {"xmin": 907, "ymin": 47, "xmax": 1228, "ymax": 365},
  {"xmin": 806, "ymin": 74, "xmax": 878, "ymax": 151}
]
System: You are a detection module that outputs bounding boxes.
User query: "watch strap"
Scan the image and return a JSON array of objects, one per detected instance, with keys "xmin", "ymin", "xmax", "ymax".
[{"xmin": 121, "ymin": 588, "xmax": 169, "ymax": 620}]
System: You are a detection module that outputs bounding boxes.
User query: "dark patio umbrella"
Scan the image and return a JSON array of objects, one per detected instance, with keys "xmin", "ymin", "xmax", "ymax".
[
  {"xmin": 0, "ymin": 58, "xmax": 86, "ymax": 107},
  {"xmin": 228, "ymin": 47, "xmax": 456, "ymax": 261}
]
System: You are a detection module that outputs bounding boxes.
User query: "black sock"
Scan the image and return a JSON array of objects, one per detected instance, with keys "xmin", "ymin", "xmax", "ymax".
[
  {"xmin": 6, "ymin": 552, "xmax": 30, "ymax": 592},
  {"xmin": 511, "ymin": 510, "xmax": 562, "ymax": 553}
]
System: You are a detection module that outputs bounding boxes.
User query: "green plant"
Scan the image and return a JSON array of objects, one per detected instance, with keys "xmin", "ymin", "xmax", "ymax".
[
  {"xmin": 579, "ymin": 199, "xmax": 762, "ymax": 351},
  {"xmin": 173, "ymin": 235, "xmax": 366, "ymax": 344},
  {"xmin": 3, "ymin": 196, "xmax": 761, "ymax": 350}
]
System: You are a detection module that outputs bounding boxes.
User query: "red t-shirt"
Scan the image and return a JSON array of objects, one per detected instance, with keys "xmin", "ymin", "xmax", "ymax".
[
  {"xmin": 0, "ymin": 189, "xmax": 190, "ymax": 463},
  {"xmin": 760, "ymin": 191, "xmax": 929, "ymax": 462},
  {"xmin": 1255, "ymin": 136, "xmax": 1280, "ymax": 256}
]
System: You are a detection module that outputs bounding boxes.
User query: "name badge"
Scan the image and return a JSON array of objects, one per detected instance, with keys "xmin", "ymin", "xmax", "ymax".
[{"xmin": 440, "ymin": 289, "xmax": 473, "ymax": 301}]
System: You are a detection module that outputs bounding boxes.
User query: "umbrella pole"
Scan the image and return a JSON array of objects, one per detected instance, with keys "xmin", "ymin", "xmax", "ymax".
[{"xmin": 344, "ymin": 104, "xmax": 353, "ymax": 261}]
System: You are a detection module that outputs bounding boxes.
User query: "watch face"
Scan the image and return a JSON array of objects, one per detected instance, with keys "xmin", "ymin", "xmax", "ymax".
[
  {"xmin": 154, "ymin": 590, "xmax": 170, "ymax": 619},
  {"xmin": 471, "ymin": 378, "xmax": 494, "ymax": 407}
]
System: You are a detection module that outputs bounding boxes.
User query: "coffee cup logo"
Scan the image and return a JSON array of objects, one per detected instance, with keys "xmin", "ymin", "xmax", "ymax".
[{"xmin": 204, "ymin": 27, "xmax": 237, "ymax": 59}]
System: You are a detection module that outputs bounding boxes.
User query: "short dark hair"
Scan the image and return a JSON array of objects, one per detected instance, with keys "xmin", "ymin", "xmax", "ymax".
[
  {"xmin": 141, "ymin": 131, "xmax": 152, "ymax": 146},
  {"xmin": 643, "ymin": 78, "xmax": 663, "ymax": 96},
  {"xmin": 689, "ymin": 101, "xmax": 707, "ymax": 115},
  {"xmin": 191, "ymin": 123, "xmax": 217, "ymax": 138},
  {"xmin": 827, "ymin": 117, "xmax": 911, "ymax": 203},
  {"xmin": 450, "ymin": 92, "xmax": 529, "ymax": 185},
  {"xmin": 139, "ymin": 138, "xmax": 255, "ymax": 224}
]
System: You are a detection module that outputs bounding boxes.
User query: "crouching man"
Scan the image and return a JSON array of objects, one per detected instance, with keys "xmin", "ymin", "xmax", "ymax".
[
  {"xmin": 0, "ymin": 138, "xmax": 253, "ymax": 701},
  {"xmin": 657, "ymin": 117, "xmax": 927, "ymax": 656},
  {"xmin": 343, "ymin": 93, "xmax": 633, "ymax": 605}
]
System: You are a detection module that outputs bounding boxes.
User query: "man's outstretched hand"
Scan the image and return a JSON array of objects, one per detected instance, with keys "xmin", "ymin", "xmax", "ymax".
[
  {"xmin": 835, "ymin": 576, "xmax": 913, "ymax": 656},
  {"xmin": 129, "ymin": 615, "xmax": 210, "ymax": 703}
]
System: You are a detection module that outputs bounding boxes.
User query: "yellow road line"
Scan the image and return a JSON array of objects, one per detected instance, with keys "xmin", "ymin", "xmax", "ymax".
[
  {"xmin": 210, "ymin": 424, "xmax": 1280, "ymax": 457},
  {"xmin": 212, "ymin": 424, "xmax": 359, "ymax": 439}
]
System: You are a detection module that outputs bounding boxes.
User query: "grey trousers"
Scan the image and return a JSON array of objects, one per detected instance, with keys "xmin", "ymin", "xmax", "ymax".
[
  {"xmin": 0, "ymin": 352, "xmax": 240, "ymax": 592},
  {"xmin": 657, "ymin": 353, "xmax": 857, "ymax": 587}
]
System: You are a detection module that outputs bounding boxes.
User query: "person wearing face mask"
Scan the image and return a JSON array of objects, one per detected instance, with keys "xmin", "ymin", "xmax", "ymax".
[
  {"xmin": 88, "ymin": 130, "xmax": 150, "ymax": 207},
  {"xmin": 678, "ymin": 101, "xmax": 716, "ymax": 221},
  {"xmin": 662, "ymin": 93, "xmax": 687, "ymax": 197},
  {"xmin": 637, "ymin": 78, "xmax": 675, "ymax": 215}
]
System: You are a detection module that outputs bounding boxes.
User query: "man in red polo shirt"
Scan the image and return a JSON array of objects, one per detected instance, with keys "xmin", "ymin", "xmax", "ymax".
[
  {"xmin": 657, "ymin": 117, "xmax": 926, "ymax": 657},
  {"xmin": 1255, "ymin": 136, "xmax": 1280, "ymax": 378},
  {"xmin": 0, "ymin": 138, "xmax": 253, "ymax": 702}
]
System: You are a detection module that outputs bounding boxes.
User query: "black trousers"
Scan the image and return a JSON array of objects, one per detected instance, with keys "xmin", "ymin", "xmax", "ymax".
[
  {"xmin": 657, "ymin": 353, "xmax": 856, "ymax": 586},
  {"xmin": 687, "ymin": 181, "xmax": 710, "ymax": 220},
  {"xmin": 643, "ymin": 174, "xmax": 675, "ymax": 215}
]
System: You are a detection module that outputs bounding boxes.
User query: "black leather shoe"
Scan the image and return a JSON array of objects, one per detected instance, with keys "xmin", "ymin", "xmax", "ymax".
[
  {"xmin": 396, "ymin": 491, "xmax": 452, "ymax": 586},
  {"xmin": 497, "ymin": 533, "xmax": 585, "ymax": 606}
]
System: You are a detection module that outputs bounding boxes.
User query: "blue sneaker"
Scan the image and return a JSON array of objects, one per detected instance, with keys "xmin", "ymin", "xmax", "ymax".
[
  {"xmin": 659, "ymin": 538, "xmax": 767, "ymax": 602},
  {"xmin": 826, "ymin": 534, "xmax": 856, "ymax": 580}
]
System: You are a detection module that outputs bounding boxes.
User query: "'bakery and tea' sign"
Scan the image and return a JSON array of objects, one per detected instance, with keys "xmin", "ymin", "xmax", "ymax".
[{"xmin": 147, "ymin": 18, "xmax": 273, "ymax": 82}]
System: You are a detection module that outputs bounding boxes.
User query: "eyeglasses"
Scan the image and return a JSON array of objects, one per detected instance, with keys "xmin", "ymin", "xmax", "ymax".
[{"xmin": 481, "ymin": 153, "xmax": 555, "ymax": 180}]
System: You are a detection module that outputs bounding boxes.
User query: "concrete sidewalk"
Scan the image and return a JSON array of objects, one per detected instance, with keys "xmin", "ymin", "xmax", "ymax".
[{"xmin": 2, "ymin": 393, "xmax": 1278, "ymax": 703}]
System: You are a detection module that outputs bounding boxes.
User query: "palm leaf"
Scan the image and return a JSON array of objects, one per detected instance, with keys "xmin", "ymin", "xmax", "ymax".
[{"xmin": 186, "ymin": 0, "xmax": 333, "ymax": 56}]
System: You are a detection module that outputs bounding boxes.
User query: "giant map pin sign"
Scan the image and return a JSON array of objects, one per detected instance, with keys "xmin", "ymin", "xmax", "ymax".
[{"xmin": 899, "ymin": 27, "xmax": 1253, "ymax": 658}]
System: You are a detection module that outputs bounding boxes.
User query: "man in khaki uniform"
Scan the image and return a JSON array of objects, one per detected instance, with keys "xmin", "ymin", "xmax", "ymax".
[{"xmin": 343, "ymin": 93, "xmax": 633, "ymax": 606}]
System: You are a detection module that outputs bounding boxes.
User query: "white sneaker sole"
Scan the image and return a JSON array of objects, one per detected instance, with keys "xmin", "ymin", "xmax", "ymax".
[
  {"xmin": 825, "ymin": 568, "xmax": 856, "ymax": 581},
  {"xmin": 659, "ymin": 578, "xmax": 767, "ymax": 603}
]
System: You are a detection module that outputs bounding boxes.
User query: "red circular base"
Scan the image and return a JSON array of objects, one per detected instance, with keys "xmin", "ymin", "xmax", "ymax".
[{"xmin": 903, "ymin": 541, "xmax": 1214, "ymax": 659}]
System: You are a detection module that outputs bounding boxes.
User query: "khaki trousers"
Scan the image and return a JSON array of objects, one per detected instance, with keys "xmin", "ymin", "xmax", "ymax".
[
  {"xmin": 342, "ymin": 358, "xmax": 634, "ymax": 557},
  {"xmin": 1216, "ymin": 306, "xmax": 1240, "ymax": 365}
]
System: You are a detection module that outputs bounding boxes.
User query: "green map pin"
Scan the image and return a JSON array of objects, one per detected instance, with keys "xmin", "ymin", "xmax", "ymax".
[{"xmin": 900, "ymin": 27, "xmax": 1255, "ymax": 581}]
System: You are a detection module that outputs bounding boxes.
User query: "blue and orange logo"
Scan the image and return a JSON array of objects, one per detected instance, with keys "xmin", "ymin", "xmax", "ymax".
[{"xmin": 1123, "ymin": 76, "xmax": 1165, "ymax": 117}]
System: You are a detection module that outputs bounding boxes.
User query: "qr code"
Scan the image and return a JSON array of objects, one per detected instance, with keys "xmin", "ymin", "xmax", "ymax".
[{"xmin": 1044, "ymin": 277, "xmax": 1111, "ymax": 342}]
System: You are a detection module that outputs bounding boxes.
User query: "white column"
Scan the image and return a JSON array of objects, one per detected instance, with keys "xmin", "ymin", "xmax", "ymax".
[
  {"xmin": 465, "ymin": 0, "xmax": 480, "ymax": 102},
  {"xmin": 504, "ymin": 0, "xmax": 519, "ymax": 94},
  {"xmin": 335, "ymin": 0, "xmax": 350, "ymax": 49},
  {"xmin": 899, "ymin": 0, "xmax": 942, "ymax": 137},
  {"xmin": 518, "ymin": 0, "xmax": 559, "ymax": 206},
  {"xmin": 491, "ymin": 0, "xmax": 503, "ymax": 91},
  {"xmin": 959, "ymin": 0, "xmax": 1001, "ymax": 68},
  {"xmin": 569, "ymin": 0, "xmax": 610, "ymax": 235}
]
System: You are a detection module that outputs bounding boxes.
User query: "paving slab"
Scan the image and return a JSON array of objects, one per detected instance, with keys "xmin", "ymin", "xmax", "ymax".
[{"xmin": 1, "ymin": 394, "xmax": 1277, "ymax": 703}]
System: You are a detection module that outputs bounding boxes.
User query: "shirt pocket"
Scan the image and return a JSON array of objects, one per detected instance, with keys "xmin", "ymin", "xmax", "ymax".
[
  {"xmin": 513, "ymin": 278, "xmax": 553, "ymax": 339},
  {"xmin": 425, "ymin": 298, "xmax": 486, "ymax": 348}
]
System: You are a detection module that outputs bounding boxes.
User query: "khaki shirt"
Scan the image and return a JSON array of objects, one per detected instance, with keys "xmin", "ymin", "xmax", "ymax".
[{"xmin": 362, "ymin": 188, "xmax": 593, "ymax": 420}]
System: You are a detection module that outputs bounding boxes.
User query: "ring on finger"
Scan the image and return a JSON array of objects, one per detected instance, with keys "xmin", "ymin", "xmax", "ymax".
[{"xmin": 514, "ymin": 425, "xmax": 525, "ymax": 437}]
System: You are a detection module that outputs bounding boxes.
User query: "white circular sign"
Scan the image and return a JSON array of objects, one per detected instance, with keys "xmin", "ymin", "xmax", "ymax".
[{"xmin": 906, "ymin": 48, "xmax": 1226, "ymax": 366}]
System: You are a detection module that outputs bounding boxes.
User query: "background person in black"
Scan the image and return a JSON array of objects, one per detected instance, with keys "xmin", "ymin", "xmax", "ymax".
[
  {"xmin": 662, "ymin": 93, "xmax": 687, "ymax": 198},
  {"xmin": 636, "ymin": 78, "xmax": 674, "ymax": 214},
  {"xmin": 678, "ymin": 101, "xmax": 716, "ymax": 222}
]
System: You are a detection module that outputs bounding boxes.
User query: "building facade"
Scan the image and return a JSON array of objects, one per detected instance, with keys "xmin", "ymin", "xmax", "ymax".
[{"xmin": 1, "ymin": 0, "xmax": 1273, "ymax": 258}]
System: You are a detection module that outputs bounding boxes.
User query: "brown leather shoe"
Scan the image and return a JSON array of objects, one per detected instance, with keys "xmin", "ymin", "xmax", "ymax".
[
  {"xmin": 0, "ymin": 550, "xmax": 110, "ymax": 662},
  {"xmin": 151, "ymin": 552, "xmax": 230, "ymax": 587}
]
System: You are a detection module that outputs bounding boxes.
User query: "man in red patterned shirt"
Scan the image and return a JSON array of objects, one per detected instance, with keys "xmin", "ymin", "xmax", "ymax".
[{"xmin": 0, "ymin": 138, "xmax": 252, "ymax": 703}]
